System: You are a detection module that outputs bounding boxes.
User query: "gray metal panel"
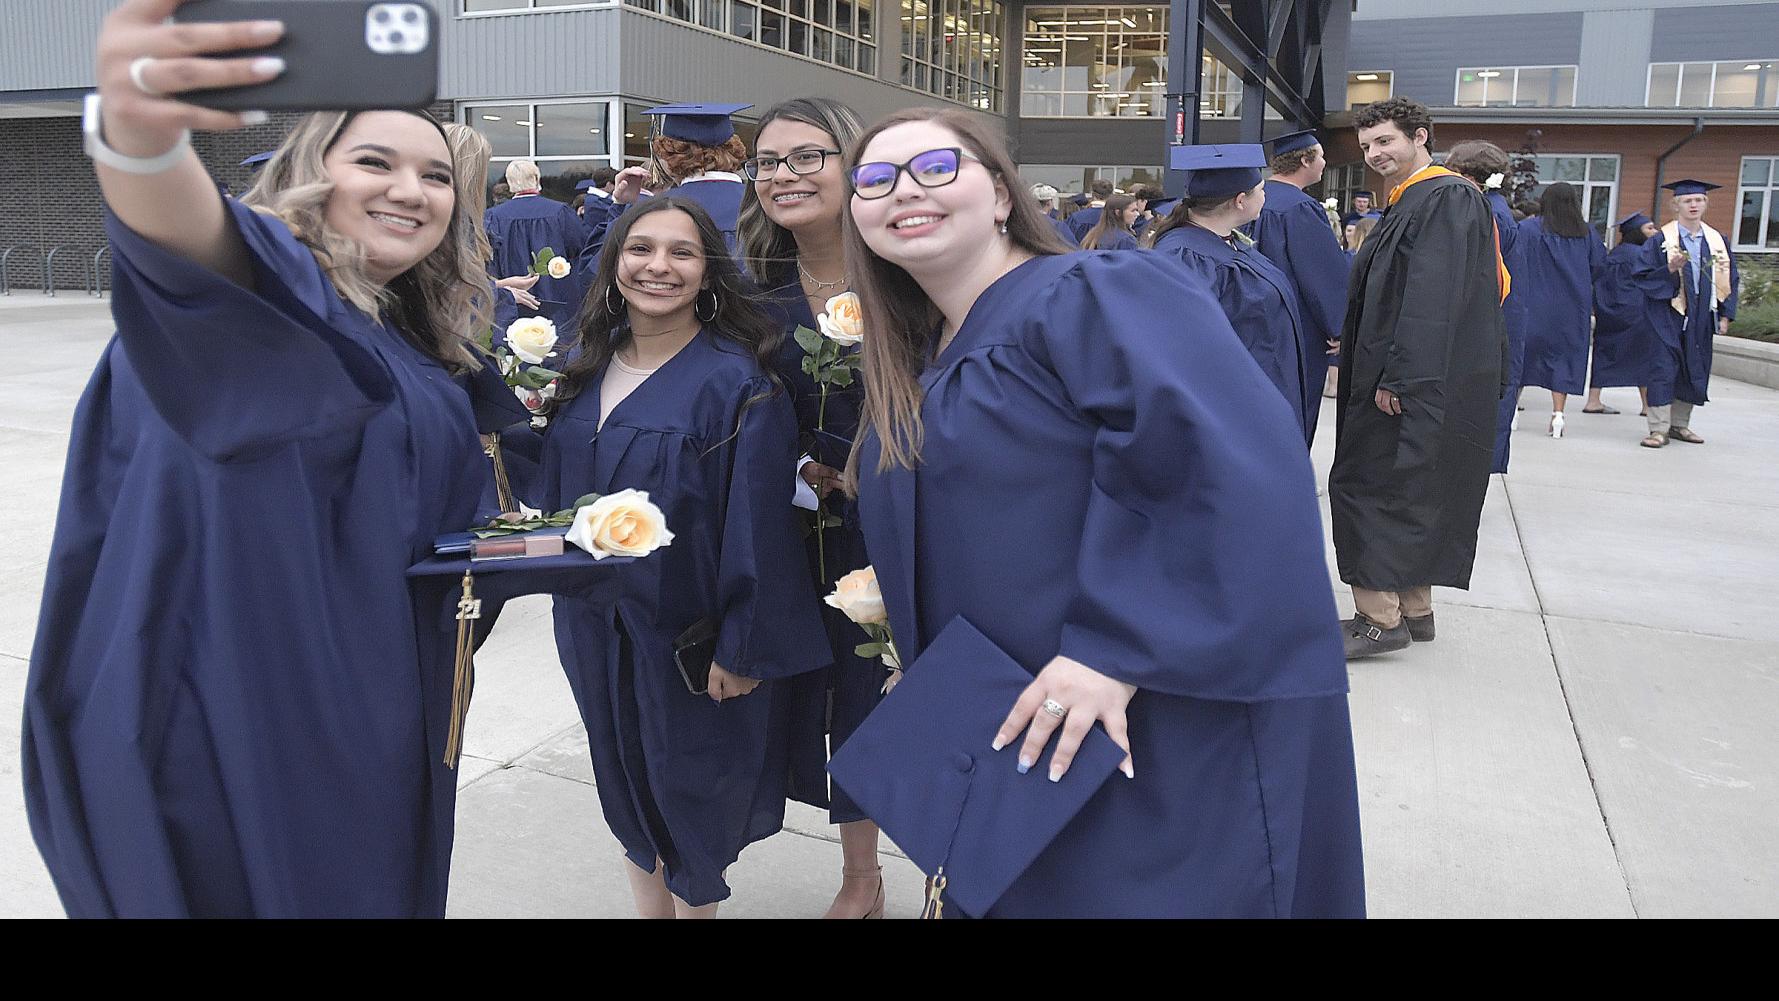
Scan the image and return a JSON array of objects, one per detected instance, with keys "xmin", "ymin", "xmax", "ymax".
[
  {"xmin": 1345, "ymin": 12, "xmax": 1584, "ymax": 107},
  {"xmin": 0, "ymin": 0, "xmax": 111, "ymax": 93},
  {"xmin": 616, "ymin": 13, "xmax": 988, "ymax": 126},
  {"xmin": 438, "ymin": 7, "xmax": 623, "ymax": 99},
  {"xmin": 1013, "ymin": 116, "xmax": 1167, "ymax": 166},
  {"xmin": 1651, "ymin": 3, "xmax": 1779, "ymax": 62},
  {"xmin": 1577, "ymin": 9, "xmax": 1653, "ymax": 107}
]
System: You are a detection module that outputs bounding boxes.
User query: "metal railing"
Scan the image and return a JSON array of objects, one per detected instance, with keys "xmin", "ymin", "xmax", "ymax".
[
  {"xmin": 90, "ymin": 245, "xmax": 112, "ymax": 297},
  {"xmin": 0, "ymin": 246, "xmax": 20, "ymax": 296},
  {"xmin": 43, "ymin": 245, "xmax": 72, "ymax": 297}
]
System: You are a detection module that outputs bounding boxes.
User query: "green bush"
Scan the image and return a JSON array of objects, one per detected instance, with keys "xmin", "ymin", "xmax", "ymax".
[
  {"xmin": 1728, "ymin": 299, "xmax": 1779, "ymax": 343},
  {"xmin": 1739, "ymin": 254, "xmax": 1777, "ymax": 310}
]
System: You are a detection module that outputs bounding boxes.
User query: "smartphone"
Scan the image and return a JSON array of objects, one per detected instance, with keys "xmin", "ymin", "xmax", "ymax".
[
  {"xmin": 672, "ymin": 619, "xmax": 719, "ymax": 696},
  {"xmin": 172, "ymin": 1, "xmax": 437, "ymax": 112}
]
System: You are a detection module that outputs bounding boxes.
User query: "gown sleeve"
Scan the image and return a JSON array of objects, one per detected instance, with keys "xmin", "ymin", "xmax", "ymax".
[
  {"xmin": 105, "ymin": 198, "xmax": 392, "ymax": 463},
  {"xmin": 715, "ymin": 377, "xmax": 831, "ymax": 680},
  {"xmin": 1378, "ymin": 185, "xmax": 1488, "ymax": 399},
  {"xmin": 1632, "ymin": 232, "xmax": 1684, "ymax": 302},
  {"xmin": 1029, "ymin": 253, "xmax": 1347, "ymax": 702},
  {"xmin": 1725, "ymin": 247, "xmax": 1739, "ymax": 321},
  {"xmin": 1283, "ymin": 198, "xmax": 1351, "ymax": 343}
]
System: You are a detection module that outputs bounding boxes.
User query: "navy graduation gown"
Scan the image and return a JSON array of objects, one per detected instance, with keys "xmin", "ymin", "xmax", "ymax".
[
  {"xmin": 24, "ymin": 200, "xmax": 491, "ymax": 917},
  {"xmin": 756, "ymin": 277, "xmax": 889, "ymax": 825},
  {"xmin": 1153, "ymin": 224, "xmax": 1313, "ymax": 444},
  {"xmin": 1632, "ymin": 229, "xmax": 1739, "ymax": 407},
  {"xmin": 1066, "ymin": 205, "xmax": 1103, "ymax": 242},
  {"xmin": 1082, "ymin": 229, "xmax": 1138, "ymax": 251},
  {"xmin": 854, "ymin": 251, "xmax": 1363, "ymax": 917},
  {"xmin": 1590, "ymin": 242, "xmax": 1666, "ymax": 388},
  {"xmin": 577, "ymin": 178, "xmax": 748, "ymax": 274},
  {"xmin": 1516, "ymin": 218, "xmax": 1606, "ymax": 396},
  {"xmin": 1489, "ymin": 191, "xmax": 1526, "ymax": 474},
  {"xmin": 542, "ymin": 330, "xmax": 829, "ymax": 907},
  {"xmin": 1246, "ymin": 179, "xmax": 1351, "ymax": 442},
  {"xmin": 485, "ymin": 194, "xmax": 592, "ymax": 330}
]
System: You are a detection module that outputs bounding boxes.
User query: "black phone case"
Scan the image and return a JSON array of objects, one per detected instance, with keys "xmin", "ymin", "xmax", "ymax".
[
  {"xmin": 672, "ymin": 619, "xmax": 719, "ymax": 695},
  {"xmin": 173, "ymin": 1, "xmax": 437, "ymax": 112}
]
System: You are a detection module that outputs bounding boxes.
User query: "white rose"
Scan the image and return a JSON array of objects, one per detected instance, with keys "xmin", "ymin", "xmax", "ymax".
[
  {"xmin": 505, "ymin": 317, "xmax": 558, "ymax": 365},
  {"xmin": 1324, "ymin": 197, "xmax": 1339, "ymax": 210},
  {"xmin": 824, "ymin": 566, "xmax": 887, "ymax": 625},
  {"xmin": 1485, "ymin": 173, "xmax": 1505, "ymax": 190},
  {"xmin": 817, "ymin": 291, "xmax": 864, "ymax": 346},
  {"xmin": 547, "ymin": 256, "xmax": 572, "ymax": 280},
  {"xmin": 566, "ymin": 489, "xmax": 675, "ymax": 560}
]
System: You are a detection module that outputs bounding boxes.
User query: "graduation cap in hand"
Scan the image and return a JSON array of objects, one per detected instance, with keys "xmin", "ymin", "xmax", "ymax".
[{"xmin": 1169, "ymin": 144, "xmax": 1267, "ymax": 199}]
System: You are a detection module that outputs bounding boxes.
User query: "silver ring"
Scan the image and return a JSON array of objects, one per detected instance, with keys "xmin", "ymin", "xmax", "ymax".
[
  {"xmin": 128, "ymin": 56, "xmax": 166, "ymax": 97},
  {"xmin": 1041, "ymin": 699, "xmax": 1069, "ymax": 720}
]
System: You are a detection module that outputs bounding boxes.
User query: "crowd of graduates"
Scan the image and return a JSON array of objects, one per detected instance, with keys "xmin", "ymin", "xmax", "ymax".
[{"xmin": 22, "ymin": 0, "xmax": 1741, "ymax": 921}]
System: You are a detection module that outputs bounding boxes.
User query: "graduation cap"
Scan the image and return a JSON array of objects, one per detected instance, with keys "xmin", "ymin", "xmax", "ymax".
[
  {"xmin": 1662, "ymin": 179, "xmax": 1721, "ymax": 196},
  {"xmin": 1268, "ymin": 129, "xmax": 1320, "ymax": 157},
  {"xmin": 643, "ymin": 102, "xmax": 753, "ymax": 146},
  {"xmin": 1352, "ymin": 190, "xmax": 1375, "ymax": 200},
  {"xmin": 827, "ymin": 617, "xmax": 1126, "ymax": 919},
  {"xmin": 240, "ymin": 151, "xmax": 274, "ymax": 171},
  {"xmin": 574, "ymin": 178, "xmax": 599, "ymax": 192},
  {"xmin": 1168, "ymin": 144, "xmax": 1266, "ymax": 200},
  {"xmin": 1070, "ymin": 193, "xmax": 1092, "ymax": 206},
  {"xmin": 1617, "ymin": 211, "xmax": 1653, "ymax": 231}
]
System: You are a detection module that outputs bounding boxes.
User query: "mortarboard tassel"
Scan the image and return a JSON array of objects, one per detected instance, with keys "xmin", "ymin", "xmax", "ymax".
[
  {"xmin": 444, "ymin": 571, "xmax": 482, "ymax": 768},
  {"xmin": 484, "ymin": 431, "xmax": 517, "ymax": 514},
  {"xmin": 920, "ymin": 869, "xmax": 948, "ymax": 920}
]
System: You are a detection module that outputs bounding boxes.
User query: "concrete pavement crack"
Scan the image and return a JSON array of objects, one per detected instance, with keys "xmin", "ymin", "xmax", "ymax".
[{"xmin": 1500, "ymin": 473, "xmax": 1641, "ymax": 917}]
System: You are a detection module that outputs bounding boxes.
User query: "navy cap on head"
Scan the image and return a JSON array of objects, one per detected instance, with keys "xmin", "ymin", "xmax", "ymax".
[
  {"xmin": 1617, "ymin": 211, "xmax": 1653, "ymax": 231},
  {"xmin": 1662, "ymin": 179, "xmax": 1720, "ymax": 196},
  {"xmin": 1353, "ymin": 190, "xmax": 1374, "ymax": 200},
  {"xmin": 1269, "ymin": 129, "xmax": 1320, "ymax": 157},
  {"xmin": 827, "ymin": 618, "xmax": 1126, "ymax": 919},
  {"xmin": 644, "ymin": 102, "xmax": 752, "ymax": 146},
  {"xmin": 240, "ymin": 151, "xmax": 274, "ymax": 170},
  {"xmin": 574, "ymin": 179, "xmax": 598, "ymax": 192},
  {"xmin": 1070, "ymin": 193, "xmax": 1091, "ymax": 206},
  {"xmin": 1169, "ymin": 144, "xmax": 1266, "ymax": 200}
]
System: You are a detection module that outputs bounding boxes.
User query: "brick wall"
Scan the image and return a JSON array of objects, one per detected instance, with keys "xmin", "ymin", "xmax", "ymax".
[
  {"xmin": 1, "ymin": 102, "xmax": 454, "ymax": 293},
  {"xmin": 1324, "ymin": 121, "xmax": 1779, "ymax": 246}
]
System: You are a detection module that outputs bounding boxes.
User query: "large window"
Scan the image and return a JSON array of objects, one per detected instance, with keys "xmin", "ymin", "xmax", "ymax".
[
  {"xmin": 1018, "ymin": 163, "xmax": 1162, "ymax": 197},
  {"xmin": 1648, "ymin": 60, "xmax": 1779, "ymax": 108},
  {"xmin": 1455, "ymin": 66, "xmax": 1577, "ymax": 107},
  {"xmin": 684, "ymin": 0, "xmax": 878, "ymax": 73},
  {"xmin": 462, "ymin": 99, "xmax": 617, "ymax": 202},
  {"xmin": 1347, "ymin": 70, "xmax": 1392, "ymax": 110},
  {"xmin": 903, "ymin": 0, "xmax": 1006, "ymax": 112},
  {"xmin": 1020, "ymin": 6, "xmax": 1165, "ymax": 118},
  {"xmin": 1736, "ymin": 156, "xmax": 1779, "ymax": 251},
  {"xmin": 1527, "ymin": 154, "xmax": 1619, "ymax": 237},
  {"xmin": 1323, "ymin": 162, "xmax": 1367, "ymax": 213}
]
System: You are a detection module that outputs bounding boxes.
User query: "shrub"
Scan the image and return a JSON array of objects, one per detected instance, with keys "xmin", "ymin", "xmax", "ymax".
[
  {"xmin": 1738, "ymin": 254, "xmax": 1777, "ymax": 310},
  {"xmin": 1728, "ymin": 299, "xmax": 1779, "ymax": 343}
]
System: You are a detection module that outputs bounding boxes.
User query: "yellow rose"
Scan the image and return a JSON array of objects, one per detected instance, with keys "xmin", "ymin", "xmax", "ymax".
[
  {"xmin": 547, "ymin": 256, "xmax": 572, "ymax": 280},
  {"xmin": 817, "ymin": 291, "xmax": 864, "ymax": 346},
  {"xmin": 566, "ymin": 489, "xmax": 675, "ymax": 560},
  {"xmin": 505, "ymin": 317, "xmax": 558, "ymax": 365},
  {"xmin": 824, "ymin": 566, "xmax": 887, "ymax": 625}
]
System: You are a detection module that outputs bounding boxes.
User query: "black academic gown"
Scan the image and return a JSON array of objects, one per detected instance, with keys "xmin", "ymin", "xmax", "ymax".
[
  {"xmin": 24, "ymin": 201, "xmax": 492, "ymax": 917},
  {"xmin": 1153, "ymin": 224, "xmax": 1313, "ymax": 444},
  {"xmin": 1332, "ymin": 172, "xmax": 1507, "ymax": 591},
  {"xmin": 541, "ymin": 330, "xmax": 830, "ymax": 907},
  {"xmin": 1632, "ymin": 228, "xmax": 1739, "ymax": 407},
  {"xmin": 1489, "ymin": 191, "xmax": 1526, "ymax": 474},
  {"xmin": 1246, "ymin": 180, "xmax": 1351, "ymax": 442}
]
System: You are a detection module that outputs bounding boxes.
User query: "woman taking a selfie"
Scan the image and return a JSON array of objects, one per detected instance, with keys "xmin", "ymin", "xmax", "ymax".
[
  {"xmin": 24, "ymin": 1, "xmax": 498, "ymax": 917},
  {"xmin": 839, "ymin": 108, "xmax": 1364, "ymax": 917},
  {"xmin": 540, "ymin": 197, "xmax": 828, "ymax": 918}
]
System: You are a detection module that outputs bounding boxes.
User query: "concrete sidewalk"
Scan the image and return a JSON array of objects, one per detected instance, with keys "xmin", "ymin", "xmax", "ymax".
[{"xmin": 1, "ymin": 293, "xmax": 1774, "ymax": 918}]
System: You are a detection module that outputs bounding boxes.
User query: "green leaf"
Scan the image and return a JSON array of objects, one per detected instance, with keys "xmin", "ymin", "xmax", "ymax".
[
  {"xmin": 570, "ymin": 492, "xmax": 604, "ymax": 510},
  {"xmin": 854, "ymin": 642, "xmax": 885, "ymax": 659},
  {"xmin": 793, "ymin": 325, "xmax": 824, "ymax": 354},
  {"xmin": 801, "ymin": 356, "xmax": 820, "ymax": 376},
  {"xmin": 829, "ymin": 368, "xmax": 854, "ymax": 388},
  {"xmin": 822, "ymin": 514, "xmax": 844, "ymax": 528}
]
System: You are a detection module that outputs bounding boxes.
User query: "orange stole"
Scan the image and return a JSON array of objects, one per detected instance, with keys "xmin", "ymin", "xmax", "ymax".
[{"xmin": 1389, "ymin": 164, "xmax": 1511, "ymax": 304}]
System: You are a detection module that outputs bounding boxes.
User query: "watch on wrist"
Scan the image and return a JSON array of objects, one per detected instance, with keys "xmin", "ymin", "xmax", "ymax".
[{"xmin": 83, "ymin": 93, "xmax": 192, "ymax": 175}]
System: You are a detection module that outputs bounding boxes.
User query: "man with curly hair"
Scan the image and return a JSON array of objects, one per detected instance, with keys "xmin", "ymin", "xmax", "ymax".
[{"xmin": 1331, "ymin": 98, "xmax": 1508, "ymax": 659}]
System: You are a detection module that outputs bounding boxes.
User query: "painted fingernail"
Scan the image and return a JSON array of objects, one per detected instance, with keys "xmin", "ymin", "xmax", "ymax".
[
  {"xmin": 251, "ymin": 57, "xmax": 286, "ymax": 77},
  {"xmin": 1122, "ymin": 762, "xmax": 1136, "ymax": 779},
  {"xmin": 252, "ymin": 20, "xmax": 286, "ymax": 39},
  {"xmin": 240, "ymin": 110, "xmax": 269, "ymax": 126},
  {"xmin": 1016, "ymin": 757, "xmax": 1032, "ymax": 775},
  {"xmin": 990, "ymin": 737, "xmax": 1005, "ymax": 751},
  {"xmin": 1048, "ymin": 767, "xmax": 1062, "ymax": 783}
]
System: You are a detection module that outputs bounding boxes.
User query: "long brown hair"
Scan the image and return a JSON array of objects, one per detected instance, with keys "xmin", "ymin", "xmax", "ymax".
[
  {"xmin": 841, "ymin": 107, "xmax": 1074, "ymax": 477},
  {"xmin": 242, "ymin": 110, "xmax": 486, "ymax": 372},
  {"xmin": 1081, "ymin": 194, "xmax": 1136, "ymax": 250},
  {"xmin": 737, "ymin": 97, "xmax": 866, "ymax": 289},
  {"xmin": 548, "ymin": 197, "xmax": 782, "ymax": 419},
  {"xmin": 1540, "ymin": 181, "xmax": 1591, "ymax": 239}
]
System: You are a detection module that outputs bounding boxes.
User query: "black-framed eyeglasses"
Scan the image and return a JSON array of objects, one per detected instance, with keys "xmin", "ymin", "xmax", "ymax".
[
  {"xmin": 743, "ymin": 149, "xmax": 843, "ymax": 181},
  {"xmin": 847, "ymin": 147, "xmax": 982, "ymax": 200}
]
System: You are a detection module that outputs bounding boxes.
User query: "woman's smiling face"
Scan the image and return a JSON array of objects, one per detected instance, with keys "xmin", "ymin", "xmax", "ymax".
[
  {"xmin": 848, "ymin": 120, "xmax": 1009, "ymax": 275},
  {"xmin": 616, "ymin": 207, "xmax": 706, "ymax": 323},
  {"xmin": 754, "ymin": 118, "xmax": 845, "ymax": 234},
  {"xmin": 321, "ymin": 112, "xmax": 456, "ymax": 285}
]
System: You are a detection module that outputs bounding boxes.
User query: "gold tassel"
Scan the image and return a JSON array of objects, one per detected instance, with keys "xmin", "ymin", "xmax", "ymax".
[
  {"xmin": 920, "ymin": 869, "xmax": 947, "ymax": 920},
  {"xmin": 444, "ymin": 571, "xmax": 481, "ymax": 769},
  {"xmin": 484, "ymin": 431, "xmax": 517, "ymax": 514}
]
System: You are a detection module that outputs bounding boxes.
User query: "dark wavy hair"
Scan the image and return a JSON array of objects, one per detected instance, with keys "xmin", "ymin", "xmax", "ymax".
[
  {"xmin": 1353, "ymin": 97, "xmax": 1434, "ymax": 150},
  {"xmin": 1540, "ymin": 182, "xmax": 1590, "ymax": 239},
  {"xmin": 550, "ymin": 197, "xmax": 783, "ymax": 420}
]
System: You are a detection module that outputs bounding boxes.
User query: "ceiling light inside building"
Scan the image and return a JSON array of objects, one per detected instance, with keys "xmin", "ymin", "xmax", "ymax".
[
  {"xmin": 482, "ymin": 115, "xmax": 502, "ymax": 121},
  {"xmin": 1355, "ymin": 73, "xmax": 1379, "ymax": 81},
  {"xmin": 1745, "ymin": 63, "xmax": 1762, "ymax": 70},
  {"xmin": 1477, "ymin": 71, "xmax": 1501, "ymax": 78},
  {"xmin": 516, "ymin": 120, "xmax": 533, "ymax": 126}
]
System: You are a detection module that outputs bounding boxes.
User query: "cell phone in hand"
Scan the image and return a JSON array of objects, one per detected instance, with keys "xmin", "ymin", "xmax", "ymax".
[
  {"xmin": 172, "ymin": 1, "xmax": 438, "ymax": 112},
  {"xmin": 672, "ymin": 619, "xmax": 719, "ymax": 695}
]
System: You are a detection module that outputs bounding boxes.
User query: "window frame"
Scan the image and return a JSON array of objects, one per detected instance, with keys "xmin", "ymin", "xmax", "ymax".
[
  {"xmin": 906, "ymin": 0, "xmax": 1006, "ymax": 112},
  {"xmin": 1453, "ymin": 64, "xmax": 1579, "ymax": 108},
  {"xmin": 1646, "ymin": 59, "xmax": 1779, "ymax": 108},
  {"xmin": 460, "ymin": 0, "xmax": 616, "ymax": 15},
  {"xmin": 1345, "ymin": 69, "xmax": 1393, "ymax": 110},
  {"xmin": 1527, "ymin": 153, "xmax": 1622, "ymax": 242},
  {"xmin": 460, "ymin": 97, "xmax": 624, "ymax": 166},
  {"xmin": 1018, "ymin": 5, "xmax": 1167, "ymax": 120},
  {"xmin": 627, "ymin": 0, "xmax": 879, "ymax": 77},
  {"xmin": 1734, "ymin": 155, "xmax": 1779, "ymax": 252}
]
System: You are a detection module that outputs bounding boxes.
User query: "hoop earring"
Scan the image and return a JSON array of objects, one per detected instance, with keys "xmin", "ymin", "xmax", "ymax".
[
  {"xmin": 606, "ymin": 283, "xmax": 625, "ymax": 315},
  {"xmin": 696, "ymin": 287, "xmax": 720, "ymax": 323}
]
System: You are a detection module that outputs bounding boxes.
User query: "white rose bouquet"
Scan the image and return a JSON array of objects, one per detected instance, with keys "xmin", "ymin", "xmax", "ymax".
[
  {"xmin": 825, "ymin": 567, "xmax": 904, "ymax": 694},
  {"xmin": 475, "ymin": 315, "xmax": 566, "ymax": 425},
  {"xmin": 471, "ymin": 488, "xmax": 674, "ymax": 561},
  {"xmin": 793, "ymin": 291, "xmax": 866, "ymax": 581}
]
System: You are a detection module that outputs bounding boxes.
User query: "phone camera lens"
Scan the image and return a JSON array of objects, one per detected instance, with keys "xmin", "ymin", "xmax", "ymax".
[
  {"xmin": 388, "ymin": 29, "xmax": 405, "ymax": 44},
  {"xmin": 403, "ymin": 9, "xmax": 420, "ymax": 23},
  {"xmin": 373, "ymin": 8, "xmax": 391, "ymax": 23}
]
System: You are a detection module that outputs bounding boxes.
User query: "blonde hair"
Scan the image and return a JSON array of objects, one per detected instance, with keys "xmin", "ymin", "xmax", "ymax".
[
  {"xmin": 504, "ymin": 158, "xmax": 541, "ymax": 191},
  {"xmin": 242, "ymin": 110, "xmax": 488, "ymax": 371},
  {"xmin": 445, "ymin": 123, "xmax": 495, "ymax": 266}
]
